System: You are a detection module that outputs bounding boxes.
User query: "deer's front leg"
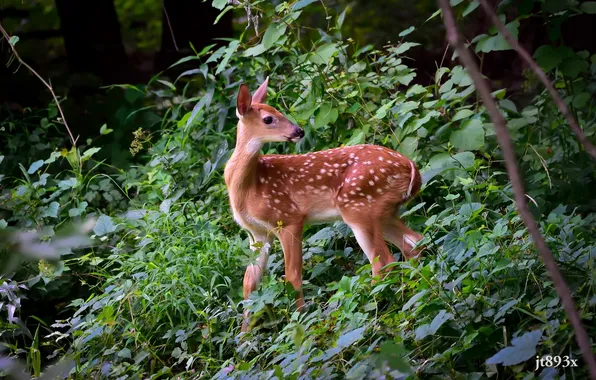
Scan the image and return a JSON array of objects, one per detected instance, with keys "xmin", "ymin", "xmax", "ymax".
[
  {"xmin": 242, "ymin": 230, "xmax": 271, "ymax": 332},
  {"xmin": 277, "ymin": 223, "xmax": 305, "ymax": 311}
]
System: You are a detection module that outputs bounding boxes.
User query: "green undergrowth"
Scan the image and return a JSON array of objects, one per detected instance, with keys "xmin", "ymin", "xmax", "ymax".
[{"xmin": 1, "ymin": 0, "xmax": 595, "ymax": 379}]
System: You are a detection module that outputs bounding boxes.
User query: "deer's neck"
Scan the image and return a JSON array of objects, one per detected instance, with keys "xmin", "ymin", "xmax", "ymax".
[{"xmin": 224, "ymin": 128, "xmax": 263, "ymax": 207}]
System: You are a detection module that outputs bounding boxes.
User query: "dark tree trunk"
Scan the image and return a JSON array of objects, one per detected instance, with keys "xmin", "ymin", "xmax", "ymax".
[
  {"xmin": 155, "ymin": 0, "xmax": 233, "ymax": 72},
  {"xmin": 54, "ymin": 0, "xmax": 133, "ymax": 84}
]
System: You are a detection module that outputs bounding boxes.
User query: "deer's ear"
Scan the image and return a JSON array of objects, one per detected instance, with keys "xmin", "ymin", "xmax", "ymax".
[
  {"xmin": 251, "ymin": 76, "xmax": 269, "ymax": 104},
  {"xmin": 236, "ymin": 83, "xmax": 252, "ymax": 117}
]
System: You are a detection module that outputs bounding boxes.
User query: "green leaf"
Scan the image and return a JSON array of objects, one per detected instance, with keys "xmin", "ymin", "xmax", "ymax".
[
  {"xmin": 347, "ymin": 61, "xmax": 366, "ymax": 73},
  {"xmin": 244, "ymin": 44, "xmax": 266, "ymax": 57},
  {"xmin": 452, "ymin": 109, "xmax": 474, "ymax": 121},
  {"xmin": 118, "ymin": 348, "xmax": 132, "ymax": 359},
  {"xmin": 0, "ymin": 219, "xmax": 7, "ymax": 229},
  {"xmin": 580, "ymin": 1, "xmax": 596, "ymax": 13},
  {"xmin": 28, "ymin": 160, "xmax": 44, "ymax": 174},
  {"xmin": 211, "ymin": 0, "xmax": 227, "ymax": 10},
  {"xmin": 450, "ymin": 119, "xmax": 485, "ymax": 151},
  {"xmin": 156, "ymin": 79, "xmax": 176, "ymax": 91},
  {"xmin": 373, "ymin": 99, "xmax": 397, "ymax": 119},
  {"xmin": 292, "ymin": 0, "xmax": 317, "ymax": 10},
  {"xmin": 462, "ymin": 1, "xmax": 479, "ymax": 16},
  {"xmin": 395, "ymin": 42, "xmax": 421, "ymax": 55},
  {"xmin": 9, "ymin": 35, "xmax": 19, "ymax": 46},
  {"xmin": 572, "ymin": 92, "xmax": 590, "ymax": 108},
  {"xmin": 314, "ymin": 103, "xmax": 338, "ymax": 128},
  {"xmin": 398, "ymin": 137, "xmax": 418, "ymax": 157},
  {"xmin": 42, "ymin": 202, "xmax": 60, "ymax": 218},
  {"xmin": 415, "ymin": 310, "xmax": 453, "ymax": 340},
  {"xmin": 216, "ymin": 40, "xmax": 240, "ymax": 75},
  {"xmin": 263, "ymin": 23, "xmax": 286, "ymax": 50},
  {"xmin": 82, "ymin": 147, "xmax": 101, "ymax": 161},
  {"xmin": 560, "ymin": 58, "xmax": 589, "ymax": 78},
  {"xmin": 309, "ymin": 43, "xmax": 338, "ymax": 65},
  {"xmin": 345, "ymin": 129, "xmax": 365, "ymax": 146},
  {"xmin": 375, "ymin": 342, "xmax": 413, "ymax": 374},
  {"xmin": 533, "ymin": 45, "xmax": 573, "ymax": 71},
  {"xmin": 402, "ymin": 290, "xmax": 428, "ymax": 311},
  {"xmin": 99, "ymin": 124, "xmax": 113, "ymax": 135},
  {"xmin": 486, "ymin": 330, "xmax": 542, "ymax": 366},
  {"xmin": 337, "ymin": 327, "xmax": 366, "ymax": 348},
  {"xmin": 398, "ymin": 26, "xmax": 415, "ymax": 37},
  {"xmin": 93, "ymin": 215, "xmax": 117, "ymax": 236}
]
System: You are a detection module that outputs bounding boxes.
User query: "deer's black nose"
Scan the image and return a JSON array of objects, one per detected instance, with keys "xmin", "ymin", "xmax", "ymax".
[{"xmin": 297, "ymin": 128, "xmax": 305, "ymax": 138}]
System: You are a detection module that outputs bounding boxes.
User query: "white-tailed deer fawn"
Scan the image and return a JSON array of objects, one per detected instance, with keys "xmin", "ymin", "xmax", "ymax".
[{"xmin": 224, "ymin": 77, "xmax": 424, "ymax": 331}]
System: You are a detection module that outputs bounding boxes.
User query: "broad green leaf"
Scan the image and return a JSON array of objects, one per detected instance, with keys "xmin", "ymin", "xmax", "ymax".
[
  {"xmin": 375, "ymin": 342, "xmax": 412, "ymax": 373},
  {"xmin": 462, "ymin": 1, "xmax": 479, "ymax": 16},
  {"xmin": 99, "ymin": 124, "xmax": 113, "ymax": 135},
  {"xmin": 337, "ymin": 327, "xmax": 366, "ymax": 348},
  {"xmin": 399, "ymin": 26, "xmax": 415, "ymax": 37},
  {"xmin": 118, "ymin": 348, "xmax": 132, "ymax": 359},
  {"xmin": 406, "ymin": 84, "xmax": 426, "ymax": 97},
  {"xmin": 263, "ymin": 23, "xmax": 287, "ymax": 50},
  {"xmin": 244, "ymin": 44, "xmax": 266, "ymax": 57},
  {"xmin": 581, "ymin": 1, "xmax": 596, "ymax": 13},
  {"xmin": 0, "ymin": 219, "xmax": 7, "ymax": 229},
  {"xmin": 560, "ymin": 58, "xmax": 589, "ymax": 78},
  {"xmin": 93, "ymin": 215, "xmax": 117, "ymax": 236},
  {"xmin": 572, "ymin": 92, "xmax": 590, "ymax": 108},
  {"xmin": 486, "ymin": 330, "xmax": 542, "ymax": 366},
  {"xmin": 9, "ymin": 35, "xmax": 19, "ymax": 46},
  {"xmin": 292, "ymin": 0, "xmax": 317, "ymax": 10},
  {"xmin": 402, "ymin": 289, "xmax": 428, "ymax": 311},
  {"xmin": 452, "ymin": 109, "xmax": 474, "ymax": 121},
  {"xmin": 82, "ymin": 147, "xmax": 101, "ymax": 161},
  {"xmin": 28, "ymin": 160, "xmax": 44, "ymax": 174},
  {"xmin": 398, "ymin": 136, "xmax": 418, "ymax": 157},
  {"xmin": 347, "ymin": 61, "xmax": 366, "ymax": 73},
  {"xmin": 395, "ymin": 42, "xmax": 421, "ymax": 55},
  {"xmin": 314, "ymin": 103, "xmax": 338, "ymax": 128},
  {"xmin": 309, "ymin": 43, "xmax": 338, "ymax": 65},
  {"xmin": 534, "ymin": 45, "xmax": 573, "ymax": 71},
  {"xmin": 415, "ymin": 310, "xmax": 453, "ymax": 340},
  {"xmin": 450, "ymin": 119, "xmax": 485, "ymax": 151},
  {"xmin": 345, "ymin": 129, "xmax": 365, "ymax": 146},
  {"xmin": 42, "ymin": 202, "xmax": 60, "ymax": 218},
  {"xmin": 499, "ymin": 99, "xmax": 518, "ymax": 113},
  {"xmin": 374, "ymin": 99, "xmax": 397, "ymax": 119}
]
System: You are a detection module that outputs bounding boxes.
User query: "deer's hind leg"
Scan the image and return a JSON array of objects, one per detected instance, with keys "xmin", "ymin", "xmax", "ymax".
[
  {"xmin": 382, "ymin": 217, "xmax": 423, "ymax": 260},
  {"xmin": 339, "ymin": 207, "xmax": 396, "ymax": 279}
]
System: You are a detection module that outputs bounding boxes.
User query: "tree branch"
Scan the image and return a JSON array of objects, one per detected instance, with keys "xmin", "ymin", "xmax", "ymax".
[
  {"xmin": 0, "ymin": 22, "xmax": 77, "ymax": 148},
  {"xmin": 437, "ymin": 0, "xmax": 596, "ymax": 377},
  {"xmin": 478, "ymin": 0, "xmax": 596, "ymax": 160}
]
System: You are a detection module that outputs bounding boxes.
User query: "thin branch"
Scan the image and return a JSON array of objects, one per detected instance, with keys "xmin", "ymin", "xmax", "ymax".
[
  {"xmin": 162, "ymin": 1, "xmax": 179, "ymax": 51},
  {"xmin": 0, "ymin": 22, "xmax": 77, "ymax": 148},
  {"xmin": 437, "ymin": 1, "xmax": 596, "ymax": 377},
  {"xmin": 478, "ymin": 0, "xmax": 596, "ymax": 160}
]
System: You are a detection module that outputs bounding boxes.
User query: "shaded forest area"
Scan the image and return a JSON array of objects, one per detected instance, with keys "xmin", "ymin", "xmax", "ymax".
[
  {"xmin": 1, "ymin": 0, "xmax": 596, "ymax": 379},
  {"xmin": 3, "ymin": 0, "xmax": 596, "ymax": 145}
]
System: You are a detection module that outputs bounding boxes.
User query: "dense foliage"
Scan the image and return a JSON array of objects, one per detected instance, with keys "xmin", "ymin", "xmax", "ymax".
[{"xmin": 1, "ymin": 0, "xmax": 595, "ymax": 379}]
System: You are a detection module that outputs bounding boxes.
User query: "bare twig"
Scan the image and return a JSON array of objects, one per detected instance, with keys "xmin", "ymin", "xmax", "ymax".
[
  {"xmin": 438, "ymin": 1, "xmax": 596, "ymax": 377},
  {"xmin": 162, "ymin": 1, "xmax": 179, "ymax": 51},
  {"xmin": 0, "ymin": 22, "xmax": 77, "ymax": 148},
  {"xmin": 478, "ymin": 0, "xmax": 596, "ymax": 160}
]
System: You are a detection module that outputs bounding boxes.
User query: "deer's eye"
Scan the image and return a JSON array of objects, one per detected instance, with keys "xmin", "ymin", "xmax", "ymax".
[{"xmin": 263, "ymin": 116, "xmax": 273, "ymax": 124}]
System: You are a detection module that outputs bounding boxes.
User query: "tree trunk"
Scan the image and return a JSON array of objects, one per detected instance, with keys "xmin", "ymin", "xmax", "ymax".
[{"xmin": 54, "ymin": 0, "xmax": 133, "ymax": 84}]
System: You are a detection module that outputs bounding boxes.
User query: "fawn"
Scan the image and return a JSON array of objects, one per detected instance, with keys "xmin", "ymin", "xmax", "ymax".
[{"xmin": 224, "ymin": 77, "xmax": 424, "ymax": 331}]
